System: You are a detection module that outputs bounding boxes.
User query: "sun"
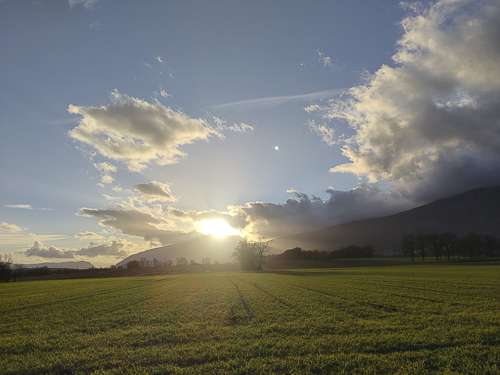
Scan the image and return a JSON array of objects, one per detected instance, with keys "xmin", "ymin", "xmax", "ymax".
[{"xmin": 197, "ymin": 220, "xmax": 240, "ymax": 237}]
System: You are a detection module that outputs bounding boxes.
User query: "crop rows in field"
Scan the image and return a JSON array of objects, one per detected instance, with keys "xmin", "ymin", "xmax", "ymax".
[{"xmin": 1, "ymin": 263, "xmax": 499, "ymax": 374}]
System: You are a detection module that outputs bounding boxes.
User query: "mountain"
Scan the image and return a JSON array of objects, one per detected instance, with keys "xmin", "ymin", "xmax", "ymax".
[
  {"xmin": 272, "ymin": 186, "xmax": 500, "ymax": 254},
  {"xmin": 115, "ymin": 234, "xmax": 241, "ymax": 267},
  {"xmin": 23, "ymin": 261, "xmax": 95, "ymax": 269}
]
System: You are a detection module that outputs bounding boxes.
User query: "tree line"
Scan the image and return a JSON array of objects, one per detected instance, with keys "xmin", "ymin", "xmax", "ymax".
[
  {"xmin": 401, "ymin": 232, "xmax": 500, "ymax": 261},
  {"xmin": 267, "ymin": 244, "xmax": 375, "ymax": 262},
  {"xmin": 125, "ymin": 257, "xmax": 216, "ymax": 269}
]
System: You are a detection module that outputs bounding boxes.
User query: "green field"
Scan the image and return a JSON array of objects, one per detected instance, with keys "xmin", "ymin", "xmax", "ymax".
[{"xmin": 1, "ymin": 262, "xmax": 499, "ymax": 374}]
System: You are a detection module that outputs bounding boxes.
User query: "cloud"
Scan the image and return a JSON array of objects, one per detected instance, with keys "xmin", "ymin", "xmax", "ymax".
[
  {"xmin": 69, "ymin": 0, "xmax": 100, "ymax": 9},
  {"xmin": 75, "ymin": 231, "xmax": 105, "ymax": 240},
  {"xmin": 0, "ymin": 222, "xmax": 22, "ymax": 233},
  {"xmin": 308, "ymin": 0, "xmax": 500, "ymax": 202},
  {"xmin": 25, "ymin": 241, "xmax": 75, "ymax": 258},
  {"xmin": 307, "ymin": 120, "xmax": 337, "ymax": 146},
  {"xmin": 228, "ymin": 123, "xmax": 254, "ymax": 133},
  {"xmin": 213, "ymin": 117, "xmax": 254, "ymax": 133},
  {"xmin": 134, "ymin": 181, "xmax": 177, "ymax": 202},
  {"xmin": 78, "ymin": 206, "xmax": 191, "ymax": 245},
  {"xmin": 69, "ymin": 91, "xmax": 218, "ymax": 171},
  {"xmin": 5, "ymin": 204, "xmax": 33, "ymax": 210},
  {"xmin": 25, "ymin": 239, "xmax": 130, "ymax": 259},
  {"xmin": 76, "ymin": 240, "xmax": 128, "ymax": 258},
  {"xmin": 94, "ymin": 162, "xmax": 117, "ymax": 173},
  {"xmin": 212, "ymin": 89, "xmax": 346, "ymax": 111},
  {"xmin": 88, "ymin": 23, "xmax": 103, "ymax": 31},
  {"xmin": 228, "ymin": 185, "xmax": 412, "ymax": 239}
]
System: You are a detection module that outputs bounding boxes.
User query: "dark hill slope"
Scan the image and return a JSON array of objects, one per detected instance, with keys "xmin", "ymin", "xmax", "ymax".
[{"xmin": 272, "ymin": 186, "xmax": 500, "ymax": 254}]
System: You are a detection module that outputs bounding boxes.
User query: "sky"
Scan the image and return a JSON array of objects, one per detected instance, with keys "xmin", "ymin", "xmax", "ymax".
[{"xmin": 1, "ymin": 0, "xmax": 500, "ymax": 267}]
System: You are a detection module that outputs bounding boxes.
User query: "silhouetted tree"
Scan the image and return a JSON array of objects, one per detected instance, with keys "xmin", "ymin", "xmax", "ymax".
[
  {"xmin": 459, "ymin": 233, "xmax": 483, "ymax": 259},
  {"xmin": 176, "ymin": 257, "xmax": 188, "ymax": 266},
  {"xmin": 13, "ymin": 263, "xmax": 25, "ymax": 282},
  {"xmin": 482, "ymin": 235, "xmax": 499, "ymax": 258},
  {"xmin": 232, "ymin": 239, "xmax": 271, "ymax": 270},
  {"xmin": 0, "ymin": 254, "xmax": 13, "ymax": 282},
  {"xmin": 427, "ymin": 233, "xmax": 443, "ymax": 260},
  {"xmin": 126, "ymin": 260, "xmax": 141, "ymax": 269},
  {"xmin": 416, "ymin": 233, "xmax": 427, "ymax": 261},
  {"xmin": 401, "ymin": 234, "xmax": 417, "ymax": 261},
  {"xmin": 440, "ymin": 232, "xmax": 459, "ymax": 259}
]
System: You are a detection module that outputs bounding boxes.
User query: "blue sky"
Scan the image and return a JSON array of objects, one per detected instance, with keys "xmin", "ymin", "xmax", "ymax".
[{"xmin": 2, "ymin": 0, "xmax": 500, "ymax": 266}]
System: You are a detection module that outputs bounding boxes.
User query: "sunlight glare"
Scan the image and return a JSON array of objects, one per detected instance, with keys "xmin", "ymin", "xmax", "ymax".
[{"xmin": 197, "ymin": 220, "xmax": 240, "ymax": 237}]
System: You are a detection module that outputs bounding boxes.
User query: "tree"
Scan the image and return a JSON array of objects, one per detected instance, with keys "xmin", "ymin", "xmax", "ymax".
[
  {"xmin": 416, "ymin": 233, "xmax": 427, "ymax": 261},
  {"xmin": 0, "ymin": 254, "xmax": 13, "ymax": 282},
  {"xmin": 440, "ymin": 232, "xmax": 458, "ymax": 259},
  {"xmin": 401, "ymin": 234, "xmax": 416, "ymax": 261},
  {"xmin": 426, "ymin": 233, "xmax": 443, "ymax": 260},
  {"xmin": 13, "ymin": 263, "xmax": 26, "ymax": 282},
  {"xmin": 189, "ymin": 259, "xmax": 197, "ymax": 266},
  {"xmin": 232, "ymin": 239, "xmax": 272, "ymax": 270},
  {"xmin": 482, "ymin": 235, "xmax": 499, "ymax": 258},
  {"xmin": 202, "ymin": 257, "xmax": 211, "ymax": 265},
  {"xmin": 126, "ymin": 260, "xmax": 141, "ymax": 269},
  {"xmin": 176, "ymin": 257, "xmax": 188, "ymax": 266}
]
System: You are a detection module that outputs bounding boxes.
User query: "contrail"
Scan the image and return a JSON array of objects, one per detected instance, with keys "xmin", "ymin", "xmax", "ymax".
[{"xmin": 211, "ymin": 88, "xmax": 346, "ymax": 111}]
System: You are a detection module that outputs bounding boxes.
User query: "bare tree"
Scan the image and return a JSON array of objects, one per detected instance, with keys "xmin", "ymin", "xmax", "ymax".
[
  {"xmin": 13, "ymin": 263, "xmax": 26, "ymax": 282},
  {"xmin": 440, "ymin": 232, "xmax": 459, "ymax": 259},
  {"xmin": 401, "ymin": 234, "xmax": 417, "ymax": 261},
  {"xmin": 416, "ymin": 233, "xmax": 427, "ymax": 261},
  {"xmin": 232, "ymin": 239, "xmax": 272, "ymax": 270},
  {"xmin": 426, "ymin": 233, "xmax": 443, "ymax": 260}
]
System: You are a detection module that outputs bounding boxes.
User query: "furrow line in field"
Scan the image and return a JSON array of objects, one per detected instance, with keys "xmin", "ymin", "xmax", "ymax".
[
  {"xmin": 225, "ymin": 275, "xmax": 253, "ymax": 321},
  {"xmin": 232, "ymin": 276, "xmax": 298, "ymax": 310},
  {"xmin": 346, "ymin": 280, "xmax": 493, "ymax": 302},
  {"xmin": 0, "ymin": 280, "xmax": 154, "ymax": 314},
  {"xmin": 341, "ymin": 284, "xmax": 457, "ymax": 305},
  {"xmin": 274, "ymin": 281, "xmax": 406, "ymax": 314}
]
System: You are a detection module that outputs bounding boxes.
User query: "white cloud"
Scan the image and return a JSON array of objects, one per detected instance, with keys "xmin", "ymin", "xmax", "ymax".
[
  {"xmin": 309, "ymin": 0, "xmax": 500, "ymax": 202},
  {"xmin": 134, "ymin": 181, "xmax": 177, "ymax": 202},
  {"xmin": 69, "ymin": 0, "xmax": 100, "ymax": 9},
  {"xmin": 317, "ymin": 50, "xmax": 333, "ymax": 68},
  {"xmin": 0, "ymin": 222, "xmax": 22, "ymax": 233},
  {"xmin": 5, "ymin": 204, "xmax": 33, "ymax": 210},
  {"xmin": 75, "ymin": 231, "xmax": 104, "ymax": 240},
  {"xmin": 93, "ymin": 162, "xmax": 117, "ymax": 173},
  {"xmin": 228, "ymin": 123, "xmax": 254, "ymax": 133},
  {"xmin": 101, "ymin": 174, "xmax": 114, "ymax": 184},
  {"xmin": 307, "ymin": 120, "xmax": 337, "ymax": 146},
  {"xmin": 69, "ymin": 91, "xmax": 218, "ymax": 172}
]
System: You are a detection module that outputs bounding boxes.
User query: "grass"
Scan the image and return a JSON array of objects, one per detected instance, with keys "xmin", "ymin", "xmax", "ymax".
[{"xmin": 1, "ymin": 261, "xmax": 499, "ymax": 374}]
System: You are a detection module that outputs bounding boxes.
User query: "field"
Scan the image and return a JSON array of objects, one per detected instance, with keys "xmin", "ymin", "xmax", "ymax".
[{"xmin": 1, "ymin": 261, "xmax": 499, "ymax": 374}]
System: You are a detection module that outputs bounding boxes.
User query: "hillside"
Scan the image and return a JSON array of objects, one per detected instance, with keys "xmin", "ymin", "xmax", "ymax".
[
  {"xmin": 272, "ymin": 186, "xmax": 500, "ymax": 254},
  {"xmin": 116, "ymin": 234, "xmax": 241, "ymax": 267}
]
